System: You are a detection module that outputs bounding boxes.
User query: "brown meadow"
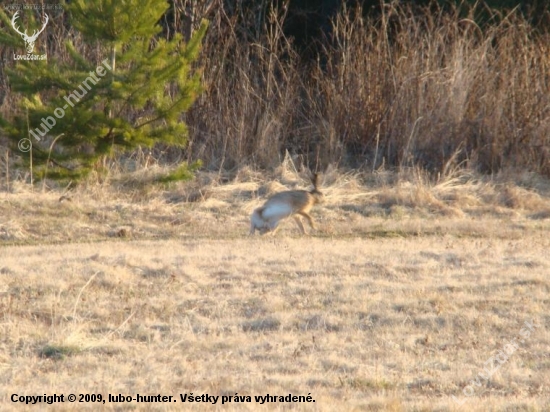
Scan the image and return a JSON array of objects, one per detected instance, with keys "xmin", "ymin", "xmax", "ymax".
[{"xmin": 0, "ymin": 169, "xmax": 548, "ymax": 411}]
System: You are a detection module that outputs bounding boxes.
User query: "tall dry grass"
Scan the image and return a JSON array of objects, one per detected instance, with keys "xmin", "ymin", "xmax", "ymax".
[
  {"xmin": 311, "ymin": 2, "xmax": 550, "ymax": 174},
  {"xmin": 185, "ymin": 3, "xmax": 303, "ymax": 170},
  {"xmin": 184, "ymin": 1, "xmax": 550, "ymax": 176}
]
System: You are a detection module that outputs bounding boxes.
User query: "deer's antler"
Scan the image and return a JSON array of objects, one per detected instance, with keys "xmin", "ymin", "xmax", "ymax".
[
  {"xmin": 11, "ymin": 11, "xmax": 27, "ymax": 37},
  {"xmin": 27, "ymin": 14, "xmax": 49, "ymax": 41},
  {"xmin": 11, "ymin": 11, "xmax": 49, "ymax": 41}
]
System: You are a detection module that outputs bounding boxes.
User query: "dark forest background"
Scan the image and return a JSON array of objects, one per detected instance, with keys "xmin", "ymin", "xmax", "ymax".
[{"xmin": 1, "ymin": 0, "xmax": 550, "ymax": 179}]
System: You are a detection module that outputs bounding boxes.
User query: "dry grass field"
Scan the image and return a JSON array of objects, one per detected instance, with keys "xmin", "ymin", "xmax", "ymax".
[{"xmin": 0, "ymin": 168, "xmax": 549, "ymax": 411}]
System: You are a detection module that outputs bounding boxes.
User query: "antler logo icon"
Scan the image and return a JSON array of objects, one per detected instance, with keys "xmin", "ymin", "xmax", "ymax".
[{"xmin": 11, "ymin": 11, "xmax": 49, "ymax": 54}]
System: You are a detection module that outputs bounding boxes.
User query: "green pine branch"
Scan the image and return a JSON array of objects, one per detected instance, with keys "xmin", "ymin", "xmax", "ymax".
[{"xmin": 0, "ymin": 0, "xmax": 208, "ymax": 182}]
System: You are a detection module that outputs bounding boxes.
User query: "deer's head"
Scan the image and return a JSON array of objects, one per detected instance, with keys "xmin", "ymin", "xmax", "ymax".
[{"xmin": 11, "ymin": 11, "xmax": 49, "ymax": 54}]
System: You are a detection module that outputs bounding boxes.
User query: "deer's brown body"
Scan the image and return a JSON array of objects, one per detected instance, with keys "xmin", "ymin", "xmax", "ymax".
[{"xmin": 250, "ymin": 174, "xmax": 323, "ymax": 235}]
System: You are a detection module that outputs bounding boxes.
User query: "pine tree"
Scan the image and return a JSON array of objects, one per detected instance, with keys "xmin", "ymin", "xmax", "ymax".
[{"xmin": 0, "ymin": 0, "xmax": 207, "ymax": 180}]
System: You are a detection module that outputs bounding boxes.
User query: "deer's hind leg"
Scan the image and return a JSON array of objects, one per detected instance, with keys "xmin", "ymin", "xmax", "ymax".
[
  {"xmin": 293, "ymin": 215, "xmax": 308, "ymax": 234},
  {"xmin": 298, "ymin": 211, "xmax": 316, "ymax": 231}
]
